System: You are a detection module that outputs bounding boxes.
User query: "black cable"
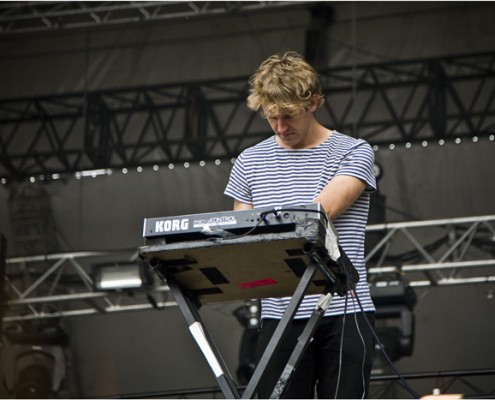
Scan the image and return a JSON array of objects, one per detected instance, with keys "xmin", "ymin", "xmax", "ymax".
[
  {"xmin": 211, "ymin": 206, "xmax": 329, "ymax": 241},
  {"xmin": 213, "ymin": 206, "xmax": 420, "ymax": 396},
  {"xmin": 341, "ymin": 264, "xmax": 420, "ymax": 399},
  {"xmin": 210, "ymin": 214, "xmax": 268, "ymax": 241},
  {"xmin": 262, "ymin": 207, "xmax": 329, "ymax": 226},
  {"xmin": 333, "ymin": 290, "xmax": 349, "ymax": 399},
  {"xmin": 334, "ymin": 254, "xmax": 368, "ymax": 399}
]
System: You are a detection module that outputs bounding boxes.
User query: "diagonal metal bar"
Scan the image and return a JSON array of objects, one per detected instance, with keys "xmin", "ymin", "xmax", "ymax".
[
  {"xmin": 370, "ymin": 68, "xmax": 408, "ymax": 138},
  {"xmin": 399, "ymin": 227, "xmax": 441, "ymax": 284},
  {"xmin": 5, "ymin": 275, "xmax": 39, "ymax": 316},
  {"xmin": 0, "ymin": 1, "xmax": 304, "ymax": 35},
  {"xmin": 2, "ymin": 215, "xmax": 495, "ymax": 322},
  {"xmin": 1, "ymin": 52, "xmax": 495, "ymax": 181},
  {"xmin": 18, "ymin": 256, "xmax": 67, "ymax": 299},
  {"xmin": 364, "ymin": 228, "xmax": 398, "ymax": 264},
  {"xmin": 66, "ymin": 256, "xmax": 94, "ymax": 288},
  {"xmin": 438, "ymin": 221, "xmax": 480, "ymax": 264}
]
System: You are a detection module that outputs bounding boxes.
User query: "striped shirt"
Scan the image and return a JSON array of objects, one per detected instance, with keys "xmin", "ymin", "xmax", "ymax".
[{"xmin": 224, "ymin": 131, "xmax": 376, "ymax": 319}]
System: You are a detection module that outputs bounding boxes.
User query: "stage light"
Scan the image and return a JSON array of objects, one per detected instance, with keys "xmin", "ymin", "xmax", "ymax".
[
  {"xmin": 2, "ymin": 322, "xmax": 68, "ymax": 398},
  {"xmin": 233, "ymin": 300, "xmax": 261, "ymax": 384},
  {"xmin": 370, "ymin": 277, "xmax": 417, "ymax": 363},
  {"xmin": 92, "ymin": 260, "xmax": 152, "ymax": 291}
]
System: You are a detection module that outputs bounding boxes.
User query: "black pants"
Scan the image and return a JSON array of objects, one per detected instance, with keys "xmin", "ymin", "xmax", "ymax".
[{"xmin": 254, "ymin": 313, "xmax": 375, "ymax": 399}]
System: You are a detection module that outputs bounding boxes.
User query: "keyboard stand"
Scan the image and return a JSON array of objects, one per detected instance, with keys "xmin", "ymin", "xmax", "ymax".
[
  {"xmin": 164, "ymin": 275, "xmax": 241, "ymax": 398},
  {"xmin": 147, "ymin": 248, "xmax": 336, "ymax": 399},
  {"xmin": 139, "ymin": 208, "xmax": 351, "ymax": 399},
  {"xmin": 268, "ymin": 291, "xmax": 333, "ymax": 399},
  {"xmin": 241, "ymin": 261, "xmax": 333, "ymax": 399}
]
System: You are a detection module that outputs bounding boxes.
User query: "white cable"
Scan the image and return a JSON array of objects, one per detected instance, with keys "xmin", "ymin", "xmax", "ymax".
[
  {"xmin": 351, "ymin": 293, "xmax": 368, "ymax": 399},
  {"xmin": 333, "ymin": 292, "xmax": 349, "ymax": 399}
]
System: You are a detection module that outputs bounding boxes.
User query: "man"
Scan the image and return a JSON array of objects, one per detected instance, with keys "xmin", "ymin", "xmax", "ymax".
[{"xmin": 224, "ymin": 51, "xmax": 376, "ymax": 398}]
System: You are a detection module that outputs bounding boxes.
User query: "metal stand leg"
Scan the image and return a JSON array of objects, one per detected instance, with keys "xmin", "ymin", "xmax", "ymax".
[
  {"xmin": 167, "ymin": 279, "xmax": 241, "ymax": 399},
  {"xmin": 241, "ymin": 262, "xmax": 319, "ymax": 399},
  {"xmin": 152, "ymin": 257, "xmax": 336, "ymax": 399},
  {"xmin": 270, "ymin": 292, "xmax": 333, "ymax": 399}
]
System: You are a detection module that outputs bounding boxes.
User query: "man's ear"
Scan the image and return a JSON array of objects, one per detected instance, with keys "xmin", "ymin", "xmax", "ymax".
[{"xmin": 310, "ymin": 96, "xmax": 320, "ymax": 112}]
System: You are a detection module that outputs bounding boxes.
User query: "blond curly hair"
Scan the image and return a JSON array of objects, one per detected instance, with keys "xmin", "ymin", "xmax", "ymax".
[{"xmin": 247, "ymin": 51, "xmax": 324, "ymax": 117}]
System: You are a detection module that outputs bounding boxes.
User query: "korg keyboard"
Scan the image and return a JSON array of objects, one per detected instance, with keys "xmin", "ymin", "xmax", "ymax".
[{"xmin": 142, "ymin": 203, "xmax": 328, "ymax": 244}]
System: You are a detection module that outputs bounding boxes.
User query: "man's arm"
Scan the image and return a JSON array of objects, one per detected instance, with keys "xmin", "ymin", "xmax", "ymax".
[
  {"xmin": 314, "ymin": 175, "xmax": 366, "ymax": 221},
  {"xmin": 233, "ymin": 175, "xmax": 365, "ymax": 219},
  {"xmin": 233, "ymin": 199, "xmax": 254, "ymax": 211}
]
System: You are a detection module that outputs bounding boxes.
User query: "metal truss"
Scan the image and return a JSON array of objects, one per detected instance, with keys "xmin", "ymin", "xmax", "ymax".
[
  {"xmin": 2, "ymin": 214, "xmax": 494, "ymax": 323},
  {"xmin": 0, "ymin": 51, "xmax": 494, "ymax": 182},
  {"xmin": 2, "ymin": 51, "xmax": 495, "ymax": 181},
  {"xmin": 0, "ymin": 1, "xmax": 302, "ymax": 35},
  {"xmin": 2, "ymin": 249, "xmax": 177, "ymax": 323},
  {"xmin": 366, "ymin": 215, "xmax": 495, "ymax": 288},
  {"xmin": 369, "ymin": 368, "xmax": 495, "ymax": 399},
  {"xmin": 320, "ymin": 51, "xmax": 495, "ymax": 144},
  {"xmin": 80, "ymin": 368, "xmax": 495, "ymax": 398}
]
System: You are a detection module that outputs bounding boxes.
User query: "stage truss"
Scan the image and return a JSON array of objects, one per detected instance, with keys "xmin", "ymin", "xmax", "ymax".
[
  {"xmin": 2, "ymin": 214, "xmax": 494, "ymax": 323},
  {"xmin": 1, "ymin": 51, "xmax": 494, "ymax": 182},
  {"xmin": 0, "ymin": 1, "xmax": 303, "ymax": 35}
]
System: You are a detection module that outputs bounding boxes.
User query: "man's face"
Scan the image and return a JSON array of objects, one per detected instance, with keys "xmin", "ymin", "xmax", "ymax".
[{"xmin": 263, "ymin": 107, "xmax": 313, "ymax": 149}]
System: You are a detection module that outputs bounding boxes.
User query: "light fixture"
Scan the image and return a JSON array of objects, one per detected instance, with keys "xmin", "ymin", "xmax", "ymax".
[
  {"xmin": 370, "ymin": 276, "xmax": 417, "ymax": 364},
  {"xmin": 2, "ymin": 322, "xmax": 68, "ymax": 399},
  {"xmin": 233, "ymin": 300, "xmax": 261, "ymax": 384},
  {"xmin": 92, "ymin": 260, "xmax": 152, "ymax": 291}
]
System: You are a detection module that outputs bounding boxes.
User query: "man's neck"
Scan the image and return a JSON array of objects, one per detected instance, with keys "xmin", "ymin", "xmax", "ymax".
[{"xmin": 276, "ymin": 122, "xmax": 332, "ymax": 150}]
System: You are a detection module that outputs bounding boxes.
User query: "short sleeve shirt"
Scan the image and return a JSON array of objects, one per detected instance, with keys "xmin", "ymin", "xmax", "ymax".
[{"xmin": 224, "ymin": 131, "xmax": 376, "ymax": 318}]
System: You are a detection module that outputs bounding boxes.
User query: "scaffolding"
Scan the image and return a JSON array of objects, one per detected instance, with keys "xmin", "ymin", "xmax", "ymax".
[
  {"xmin": 0, "ymin": 1, "xmax": 303, "ymax": 35},
  {"xmin": 2, "ymin": 214, "xmax": 494, "ymax": 323},
  {"xmin": 1, "ymin": 51, "xmax": 494, "ymax": 182}
]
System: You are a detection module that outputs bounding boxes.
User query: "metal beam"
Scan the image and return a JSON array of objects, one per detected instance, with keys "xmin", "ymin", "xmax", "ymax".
[
  {"xmin": 0, "ymin": 1, "xmax": 304, "ymax": 35},
  {"xmin": 2, "ymin": 214, "xmax": 494, "ymax": 323},
  {"xmin": 1, "ymin": 51, "xmax": 494, "ymax": 183},
  {"xmin": 365, "ymin": 215, "xmax": 495, "ymax": 286}
]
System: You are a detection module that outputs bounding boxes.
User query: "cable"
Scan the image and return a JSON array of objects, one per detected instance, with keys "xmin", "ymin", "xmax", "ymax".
[
  {"xmin": 211, "ymin": 206, "xmax": 330, "ymax": 242},
  {"xmin": 207, "ymin": 208, "xmax": 281, "ymax": 241},
  {"xmin": 258, "ymin": 206, "xmax": 330, "ymax": 226},
  {"xmin": 350, "ymin": 294, "xmax": 369, "ymax": 400},
  {"xmin": 331, "ymin": 240, "xmax": 419, "ymax": 397},
  {"xmin": 209, "ymin": 216, "xmax": 267, "ymax": 241},
  {"xmin": 331, "ymin": 255, "xmax": 367, "ymax": 399},
  {"xmin": 342, "ymin": 265, "xmax": 420, "ymax": 399},
  {"xmin": 333, "ymin": 291, "xmax": 348, "ymax": 399},
  {"xmin": 214, "ymin": 206, "xmax": 417, "ymax": 396}
]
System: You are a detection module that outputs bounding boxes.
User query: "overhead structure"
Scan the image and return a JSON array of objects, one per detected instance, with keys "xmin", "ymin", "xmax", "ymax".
[
  {"xmin": 0, "ymin": 1, "xmax": 304, "ymax": 35},
  {"xmin": 3, "ymin": 214, "xmax": 494, "ymax": 323},
  {"xmin": 1, "ymin": 51, "xmax": 494, "ymax": 182},
  {"xmin": 366, "ymin": 215, "xmax": 495, "ymax": 287},
  {"xmin": 2, "ymin": 249, "xmax": 176, "ymax": 323}
]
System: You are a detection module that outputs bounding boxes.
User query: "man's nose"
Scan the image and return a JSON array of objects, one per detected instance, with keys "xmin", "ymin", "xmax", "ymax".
[{"xmin": 276, "ymin": 119, "xmax": 288, "ymax": 133}]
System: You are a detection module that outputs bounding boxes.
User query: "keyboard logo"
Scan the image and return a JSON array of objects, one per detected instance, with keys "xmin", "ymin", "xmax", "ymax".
[{"xmin": 154, "ymin": 218, "xmax": 189, "ymax": 233}]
